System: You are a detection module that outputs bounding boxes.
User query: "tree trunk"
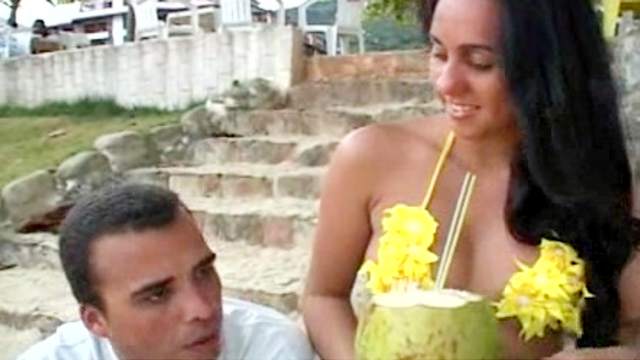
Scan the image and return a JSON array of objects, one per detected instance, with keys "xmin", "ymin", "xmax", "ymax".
[{"xmin": 7, "ymin": 0, "xmax": 19, "ymax": 27}]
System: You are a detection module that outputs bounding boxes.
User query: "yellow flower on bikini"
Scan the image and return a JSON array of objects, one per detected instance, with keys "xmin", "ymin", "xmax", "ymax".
[
  {"xmin": 495, "ymin": 239, "xmax": 593, "ymax": 341},
  {"xmin": 361, "ymin": 205, "xmax": 439, "ymax": 295}
]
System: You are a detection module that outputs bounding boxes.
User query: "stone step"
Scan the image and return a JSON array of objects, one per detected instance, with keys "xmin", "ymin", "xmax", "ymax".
[
  {"xmin": 191, "ymin": 135, "xmax": 339, "ymax": 167},
  {"xmin": 164, "ymin": 163, "xmax": 325, "ymax": 201},
  {"xmin": 287, "ymin": 78, "xmax": 435, "ymax": 109},
  {"xmin": 0, "ymin": 231, "xmax": 60, "ymax": 270},
  {"xmin": 221, "ymin": 108, "xmax": 371, "ymax": 137},
  {"xmin": 219, "ymin": 101, "xmax": 441, "ymax": 137},
  {"xmin": 0, "ymin": 239, "xmax": 309, "ymax": 353},
  {"xmin": 212, "ymin": 238, "xmax": 309, "ymax": 315},
  {"xmin": 0, "ymin": 324, "xmax": 42, "ymax": 360},
  {"xmin": 183, "ymin": 196, "xmax": 317, "ymax": 249},
  {"xmin": 0, "ymin": 268, "xmax": 76, "ymax": 337}
]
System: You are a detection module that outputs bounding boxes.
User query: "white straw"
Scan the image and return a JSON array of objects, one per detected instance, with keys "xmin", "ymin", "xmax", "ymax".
[{"xmin": 434, "ymin": 172, "xmax": 477, "ymax": 290}]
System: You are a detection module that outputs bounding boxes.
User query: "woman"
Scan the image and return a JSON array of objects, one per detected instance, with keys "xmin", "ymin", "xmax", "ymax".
[{"xmin": 302, "ymin": 0, "xmax": 640, "ymax": 358}]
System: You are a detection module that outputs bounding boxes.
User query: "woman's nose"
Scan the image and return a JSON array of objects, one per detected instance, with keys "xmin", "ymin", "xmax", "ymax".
[{"xmin": 433, "ymin": 61, "xmax": 468, "ymax": 98}]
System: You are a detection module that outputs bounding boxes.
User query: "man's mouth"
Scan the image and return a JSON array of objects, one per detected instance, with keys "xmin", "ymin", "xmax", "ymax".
[{"xmin": 185, "ymin": 330, "xmax": 220, "ymax": 352}]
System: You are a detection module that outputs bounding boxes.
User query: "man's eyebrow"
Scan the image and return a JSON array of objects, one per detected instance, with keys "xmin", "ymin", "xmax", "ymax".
[
  {"xmin": 429, "ymin": 34, "xmax": 496, "ymax": 53},
  {"xmin": 131, "ymin": 277, "xmax": 173, "ymax": 299},
  {"xmin": 193, "ymin": 253, "xmax": 216, "ymax": 270}
]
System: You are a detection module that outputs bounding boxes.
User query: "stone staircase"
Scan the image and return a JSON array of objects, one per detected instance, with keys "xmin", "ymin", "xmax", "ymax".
[{"xmin": 0, "ymin": 76, "xmax": 438, "ymax": 359}]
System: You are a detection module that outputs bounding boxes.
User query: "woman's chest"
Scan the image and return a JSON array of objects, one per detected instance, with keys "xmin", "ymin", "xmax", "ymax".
[
  {"xmin": 362, "ymin": 179, "xmax": 565, "ymax": 358},
  {"xmin": 365, "ymin": 168, "xmax": 538, "ymax": 298}
]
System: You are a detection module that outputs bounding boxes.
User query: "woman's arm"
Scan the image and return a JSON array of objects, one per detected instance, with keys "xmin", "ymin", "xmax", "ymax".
[{"xmin": 302, "ymin": 128, "xmax": 382, "ymax": 360}]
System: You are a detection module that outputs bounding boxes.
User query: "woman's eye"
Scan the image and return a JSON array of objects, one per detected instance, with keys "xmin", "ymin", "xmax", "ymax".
[
  {"xmin": 430, "ymin": 47, "xmax": 447, "ymax": 61},
  {"xmin": 468, "ymin": 53, "xmax": 495, "ymax": 71},
  {"xmin": 471, "ymin": 62, "xmax": 494, "ymax": 71}
]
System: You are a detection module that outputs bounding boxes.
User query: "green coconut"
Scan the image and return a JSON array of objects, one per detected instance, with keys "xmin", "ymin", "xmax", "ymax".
[{"xmin": 355, "ymin": 289, "xmax": 501, "ymax": 360}]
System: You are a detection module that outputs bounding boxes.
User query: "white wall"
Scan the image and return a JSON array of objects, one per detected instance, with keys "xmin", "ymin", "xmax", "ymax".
[{"xmin": 0, "ymin": 26, "xmax": 304, "ymax": 110}]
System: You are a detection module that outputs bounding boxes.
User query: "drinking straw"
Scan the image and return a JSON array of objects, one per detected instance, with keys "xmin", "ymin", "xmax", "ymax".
[{"xmin": 434, "ymin": 172, "xmax": 477, "ymax": 289}]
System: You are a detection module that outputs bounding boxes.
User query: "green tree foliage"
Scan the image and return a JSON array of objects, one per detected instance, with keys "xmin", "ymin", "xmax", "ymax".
[
  {"xmin": 365, "ymin": 0, "xmax": 420, "ymax": 23},
  {"xmin": 297, "ymin": 0, "xmax": 425, "ymax": 52}
]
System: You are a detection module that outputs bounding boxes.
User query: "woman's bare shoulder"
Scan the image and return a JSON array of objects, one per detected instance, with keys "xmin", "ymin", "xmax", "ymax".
[{"xmin": 333, "ymin": 115, "xmax": 448, "ymax": 167}]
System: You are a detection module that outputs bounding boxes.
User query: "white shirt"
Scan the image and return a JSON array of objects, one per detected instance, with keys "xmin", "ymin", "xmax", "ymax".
[{"xmin": 17, "ymin": 298, "xmax": 314, "ymax": 360}]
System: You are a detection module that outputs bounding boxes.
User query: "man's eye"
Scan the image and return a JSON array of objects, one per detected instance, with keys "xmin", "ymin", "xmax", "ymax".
[
  {"xmin": 195, "ymin": 264, "xmax": 215, "ymax": 280},
  {"xmin": 144, "ymin": 287, "xmax": 170, "ymax": 304}
]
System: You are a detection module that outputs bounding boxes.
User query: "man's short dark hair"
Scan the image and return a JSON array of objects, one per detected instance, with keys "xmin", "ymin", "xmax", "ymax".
[{"xmin": 59, "ymin": 184, "xmax": 183, "ymax": 309}]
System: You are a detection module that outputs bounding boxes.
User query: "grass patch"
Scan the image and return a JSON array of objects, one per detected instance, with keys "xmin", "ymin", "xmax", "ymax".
[
  {"xmin": 0, "ymin": 99, "xmax": 173, "ymax": 118},
  {"xmin": 0, "ymin": 113, "xmax": 180, "ymax": 188}
]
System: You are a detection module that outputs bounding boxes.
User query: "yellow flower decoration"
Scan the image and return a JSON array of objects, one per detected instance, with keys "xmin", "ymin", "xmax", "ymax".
[
  {"xmin": 361, "ymin": 204, "xmax": 439, "ymax": 294},
  {"xmin": 495, "ymin": 239, "xmax": 593, "ymax": 341}
]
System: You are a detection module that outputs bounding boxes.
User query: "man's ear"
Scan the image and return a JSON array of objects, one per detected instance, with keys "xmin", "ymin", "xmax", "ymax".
[{"xmin": 80, "ymin": 304, "xmax": 109, "ymax": 338}]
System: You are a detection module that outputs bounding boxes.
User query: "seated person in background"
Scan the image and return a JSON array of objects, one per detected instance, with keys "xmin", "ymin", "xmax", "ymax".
[
  {"xmin": 30, "ymin": 19, "xmax": 63, "ymax": 54},
  {"xmin": 18, "ymin": 184, "xmax": 314, "ymax": 360}
]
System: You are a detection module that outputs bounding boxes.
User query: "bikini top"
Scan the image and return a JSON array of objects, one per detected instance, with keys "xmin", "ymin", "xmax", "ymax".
[{"xmin": 359, "ymin": 132, "xmax": 592, "ymax": 341}]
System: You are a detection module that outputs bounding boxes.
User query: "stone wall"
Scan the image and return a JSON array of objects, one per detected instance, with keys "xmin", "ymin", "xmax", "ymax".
[
  {"xmin": 304, "ymin": 49, "xmax": 429, "ymax": 81},
  {"xmin": 0, "ymin": 26, "xmax": 304, "ymax": 110}
]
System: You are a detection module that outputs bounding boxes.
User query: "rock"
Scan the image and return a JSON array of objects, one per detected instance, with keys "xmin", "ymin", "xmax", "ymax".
[
  {"xmin": 149, "ymin": 124, "xmax": 189, "ymax": 164},
  {"xmin": 214, "ymin": 78, "xmax": 287, "ymax": 111},
  {"xmin": 46, "ymin": 129, "xmax": 67, "ymax": 139},
  {"xmin": 623, "ymin": 90, "xmax": 640, "ymax": 142},
  {"xmin": 94, "ymin": 131, "xmax": 159, "ymax": 172},
  {"xmin": 614, "ymin": 21, "xmax": 640, "ymax": 94},
  {"xmin": 1, "ymin": 170, "xmax": 64, "ymax": 231},
  {"xmin": 180, "ymin": 105, "xmax": 223, "ymax": 140},
  {"xmin": 56, "ymin": 151, "xmax": 113, "ymax": 199},
  {"xmin": 0, "ymin": 196, "xmax": 8, "ymax": 224}
]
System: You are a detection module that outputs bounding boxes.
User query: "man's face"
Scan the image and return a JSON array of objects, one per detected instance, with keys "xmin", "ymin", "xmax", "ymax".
[{"xmin": 82, "ymin": 209, "xmax": 223, "ymax": 360}]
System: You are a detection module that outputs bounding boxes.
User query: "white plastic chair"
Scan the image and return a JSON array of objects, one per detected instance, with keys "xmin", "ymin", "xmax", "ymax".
[
  {"xmin": 166, "ymin": 1, "xmax": 204, "ymax": 36},
  {"xmin": 129, "ymin": 0, "xmax": 166, "ymax": 41},
  {"xmin": 219, "ymin": 0, "xmax": 253, "ymax": 27},
  {"xmin": 298, "ymin": 0, "xmax": 365, "ymax": 56}
]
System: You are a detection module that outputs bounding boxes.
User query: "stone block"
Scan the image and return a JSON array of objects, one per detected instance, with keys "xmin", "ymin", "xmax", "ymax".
[
  {"xmin": 56, "ymin": 151, "xmax": 113, "ymax": 199},
  {"xmin": 122, "ymin": 168, "xmax": 169, "ymax": 188},
  {"xmin": 169, "ymin": 173, "xmax": 215, "ymax": 198},
  {"xmin": 288, "ymin": 78, "xmax": 434, "ymax": 109},
  {"xmin": 275, "ymin": 173, "xmax": 323, "ymax": 199},
  {"xmin": 192, "ymin": 138, "xmax": 297, "ymax": 165},
  {"xmin": 219, "ymin": 175, "xmax": 273, "ymax": 199},
  {"xmin": 94, "ymin": 131, "xmax": 159, "ymax": 172},
  {"xmin": 295, "ymin": 142, "xmax": 338, "ymax": 167},
  {"xmin": 1, "ymin": 170, "xmax": 63, "ymax": 231},
  {"xmin": 180, "ymin": 105, "xmax": 218, "ymax": 140},
  {"xmin": 199, "ymin": 212, "xmax": 306, "ymax": 248},
  {"xmin": 261, "ymin": 217, "xmax": 295, "ymax": 248},
  {"xmin": 149, "ymin": 124, "xmax": 189, "ymax": 164}
]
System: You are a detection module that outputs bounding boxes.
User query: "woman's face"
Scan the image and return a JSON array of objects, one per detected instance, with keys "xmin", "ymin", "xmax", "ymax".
[{"xmin": 428, "ymin": 0, "xmax": 518, "ymax": 140}]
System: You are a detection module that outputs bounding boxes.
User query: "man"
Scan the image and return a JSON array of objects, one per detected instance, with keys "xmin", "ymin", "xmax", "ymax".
[{"xmin": 18, "ymin": 184, "xmax": 314, "ymax": 360}]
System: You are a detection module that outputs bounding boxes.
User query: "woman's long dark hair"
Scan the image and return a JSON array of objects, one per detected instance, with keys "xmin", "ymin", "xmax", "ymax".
[{"xmin": 420, "ymin": 0, "xmax": 639, "ymax": 347}]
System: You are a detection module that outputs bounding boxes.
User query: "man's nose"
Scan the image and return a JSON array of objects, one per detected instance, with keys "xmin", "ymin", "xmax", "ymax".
[{"xmin": 182, "ymin": 285, "xmax": 219, "ymax": 322}]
